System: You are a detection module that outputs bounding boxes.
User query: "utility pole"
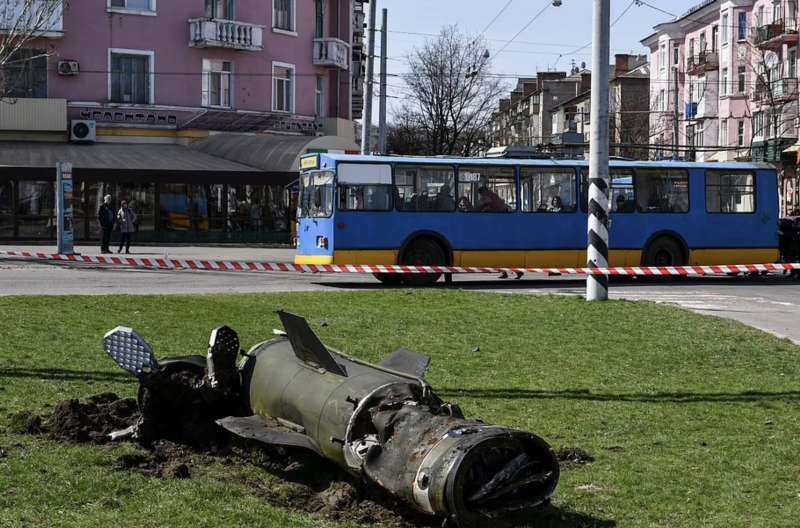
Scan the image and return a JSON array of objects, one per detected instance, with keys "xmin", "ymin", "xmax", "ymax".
[
  {"xmin": 360, "ymin": 0, "xmax": 378, "ymax": 155},
  {"xmin": 378, "ymin": 8, "xmax": 388, "ymax": 154},
  {"xmin": 673, "ymin": 66, "xmax": 680, "ymax": 159},
  {"xmin": 586, "ymin": 0, "xmax": 610, "ymax": 302}
]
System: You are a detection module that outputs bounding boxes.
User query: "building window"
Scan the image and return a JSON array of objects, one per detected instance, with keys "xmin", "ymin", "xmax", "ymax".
[
  {"xmin": 754, "ymin": 112, "xmax": 764, "ymax": 138},
  {"xmin": 273, "ymin": 0, "xmax": 295, "ymax": 32},
  {"xmin": 711, "ymin": 26, "xmax": 718, "ymax": 51},
  {"xmin": 0, "ymin": 48, "xmax": 47, "ymax": 98},
  {"xmin": 315, "ymin": 75, "xmax": 325, "ymax": 116},
  {"xmin": 737, "ymin": 120, "xmax": 745, "ymax": 146},
  {"xmin": 720, "ymin": 118, "xmax": 728, "ymax": 145},
  {"xmin": 272, "ymin": 62, "xmax": 294, "ymax": 112},
  {"xmin": 790, "ymin": 49, "xmax": 797, "ymax": 78},
  {"xmin": 737, "ymin": 66, "xmax": 746, "ymax": 93},
  {"xmin": 109, "ymin": 0, "xmax": 155, "ymax": 12},
  {"xmin": 202, "ymin": 59, "xmax": 232, "ymax": 108},
  {"xmin": 315, "ymin": 0, "xmax": 324, "ymax": 38},
  {"xmin": 205, "ymin": 0, "xmax": 234, "ymax": 19},
  {"xmin": 706, "ymin": 172, "xmax": 755, "ymax": 213},
  {"xmin": 738, "ymin": 11, "xmax": 747, "ymax": 40},
  {"xmin": 721, "ymin": 67, "xmax": 729, "ymax": 95},
  {"xmin": 722, "ymin": 13, "xmax": 729, "ymax": 44},
  {"xmin": 699, "ymin": 32, "xmax": 706, "ymax": 52},
  {"xmin": 689, "ymin": 39, "xmax": 695, "ymax": 60},
  {"xmin": 109, "ymin": 50, "xmax": 153, "ymax": 104},
  {"xmin": 659, "ymin": 44, "xmax": 666, "ymax": 69},
  {"xmin": 659, "ymin": 89, "xmax": 665, "ymax": 111},
  {"xmin": 673, "ymin": 44, "xmax": 680, "ymax": 65},
  {"xmin": 757, "ymin": 6, "xmax": 765, "ymax": 27}
]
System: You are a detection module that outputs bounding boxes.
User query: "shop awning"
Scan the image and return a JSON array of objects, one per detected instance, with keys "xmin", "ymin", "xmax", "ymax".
[
  {"xmin": 188, "ymin": 134, "xmax": 359, "ymax": 177},
  {"xmin": 0, "ymin": 141, "xmax": 260, "ymax": 173}
]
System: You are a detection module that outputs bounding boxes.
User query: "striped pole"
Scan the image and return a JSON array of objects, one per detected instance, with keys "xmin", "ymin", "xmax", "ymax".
[{"xmin": 586, "ymin": 0, "xmax": 611, "ymax": 301}]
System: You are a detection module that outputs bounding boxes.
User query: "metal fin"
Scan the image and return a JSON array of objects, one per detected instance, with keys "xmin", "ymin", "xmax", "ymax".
[
  {"xmin": 216, "ymin": 415, "xmax": 323, "ymax": 456},
  {"xmin": 276, "ymin": 311, "xmax": 347, "ymax": 377},
  {"xmin": 379, "ymin": 348, "xmax": 431, "ymax": 378},
  {"xmin": 103, "ymin": 326, "xmax": 158, "ymax": 376}
]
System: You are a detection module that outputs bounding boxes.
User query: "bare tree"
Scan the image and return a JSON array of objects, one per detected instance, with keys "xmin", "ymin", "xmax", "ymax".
[
  {"xmin": 1, "ymin": 0, "xmax": 65, "ymax": 98},
  {"xmin": 399, "ymin": 25, "xmax": 505, "ymax": 156}
]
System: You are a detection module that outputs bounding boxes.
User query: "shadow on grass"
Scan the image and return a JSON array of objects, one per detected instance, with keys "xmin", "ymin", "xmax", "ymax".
[
  {"xmin": 438, "ymin": 387, "xmax": 800, "ymax": 404},
  {"xmin": 509, "ymin": 504, "xmax": 616, "ymax": 527},
  {"xmin": 0, "ymin": 367, "xmax": 133, "ymax": 383}
]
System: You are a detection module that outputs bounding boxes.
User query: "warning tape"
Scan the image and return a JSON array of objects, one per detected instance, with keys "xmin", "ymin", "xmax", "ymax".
[{"xmin": 1, "ymin": 250, "xmax": 799, "ymax": 277}]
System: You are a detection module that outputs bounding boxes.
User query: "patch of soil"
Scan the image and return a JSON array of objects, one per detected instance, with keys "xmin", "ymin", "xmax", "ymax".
[
  {"xmin": 33, "ymin": 393, "xmax": 139, "ymax": 443},
  {"xmin": 556, "ymin": 446, "xmax": 595, "ymax": 468}
]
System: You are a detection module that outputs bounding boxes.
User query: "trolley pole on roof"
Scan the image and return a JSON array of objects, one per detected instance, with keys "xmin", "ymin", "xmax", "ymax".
[
  {"xmin": 586, "ymin": 0, "xmax": 611, "ymax": 301},
  {"xmin": 360, "ymin": 0, "xmax": 378, "ymax": 155}
]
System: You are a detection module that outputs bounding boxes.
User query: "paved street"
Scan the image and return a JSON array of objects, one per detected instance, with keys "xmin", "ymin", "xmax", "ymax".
[{"xmin": 2, "ymin": 244, "xmax": 799, "ymax": 344}]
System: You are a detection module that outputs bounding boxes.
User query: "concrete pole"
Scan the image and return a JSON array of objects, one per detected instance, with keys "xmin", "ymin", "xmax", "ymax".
[
  {"xmin": 586, "ymin": 0, "xmax": 610, "ymax": 302},
  {"xmin": 377, "ymin": 8, "xmax": 388, "ymax": 154},
  {"xmin": 360, "ymin": 0, "xmax": 378, "ymax": 154}
]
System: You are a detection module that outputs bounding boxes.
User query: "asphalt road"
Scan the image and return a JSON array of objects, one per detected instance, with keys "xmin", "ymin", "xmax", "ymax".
[{"xmin": 2, "ymin": 244, "xmax": 799, "ymax": 344}]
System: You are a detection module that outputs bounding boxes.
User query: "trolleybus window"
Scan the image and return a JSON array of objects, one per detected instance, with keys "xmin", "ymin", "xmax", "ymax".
[
  {"xmin": 337, "ymin": 163, "xmax": 392, "ymax": 211},
  {"xmin": 299, "ymin": 171, "xmax": 334, "ymax": 218},
  {"xmin": 705, "ymin": 171, "xmax": 755, "ymax": 213},
  {"xmin": 394, "ymin": 165, "xmax": 455, "ymax": 212},
  {"xmin": 634, "ymin": 169, "xmax": 689, "ymax": 213},
  {"xmin": 521, "ymin": 167, "xmax": 577, "ymax": 213},
  {"xmin": 581, "ymin": 169, "xmax": 635, "ymax": 213},
  {"xmin": 457, "ymin": 166, "xmax": 516, "ymax": 212}
]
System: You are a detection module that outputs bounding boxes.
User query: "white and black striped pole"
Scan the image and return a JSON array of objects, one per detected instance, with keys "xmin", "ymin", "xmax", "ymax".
[{"xmin": 586, "ymin": 0, "xmax": 611, "ymax": 301}]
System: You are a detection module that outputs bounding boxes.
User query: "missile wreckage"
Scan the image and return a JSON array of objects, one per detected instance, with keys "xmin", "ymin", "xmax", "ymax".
[{"xmin": 103, "ymin": 311, "xmax": 559, "ymax": 527}]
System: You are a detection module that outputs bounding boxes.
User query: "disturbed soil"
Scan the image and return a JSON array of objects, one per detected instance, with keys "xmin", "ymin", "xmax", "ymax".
[{"xmin": 17, "ymin": 393, "xmax": 594, "ymax": 528}]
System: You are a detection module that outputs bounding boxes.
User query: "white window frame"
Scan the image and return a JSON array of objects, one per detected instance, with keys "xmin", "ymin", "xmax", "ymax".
[
  {"xmin": 722, "ymin": 13, "xmax": 729, "ymax": 45},
  {"xmin": 272, "ymin": 61, "xmax": 295, "ymax": 113},
  {"xmin": 737, "ymin": 120, "xmax": 745, "ymax": 146},
  {"xmin": 107, "ymin": 0, "xmax": 157, "ymax": 16},
  {"xmin": 721, "ymin": 67, "xmax": 729, "ymax": 96},
  {"xmin": 720, "ymin": 118, "xmax": 728, "ymax": 145},
  {"xmin": 202, "ymin": 59, "xmax": 233, "ymax": 109},
  {"xmin": 107, "ymin": 48, "xmax": 155, "ymax": 105},
  {"xmin": 315, "ymin": 74, "xmax": 326, "ymax": 116},
  {"xmin": 272, "ymin": 0, "xmax": 297, "ymax": 36}
]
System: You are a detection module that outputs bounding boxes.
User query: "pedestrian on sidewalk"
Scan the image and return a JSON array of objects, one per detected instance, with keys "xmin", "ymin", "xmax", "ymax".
[
  {"xmin": 116, "ymin": 200, "xmax": 137, "ymax": 254},
  {"xmin": 97, "ymin": 194, "xmax": 115, "ymax": 254}
]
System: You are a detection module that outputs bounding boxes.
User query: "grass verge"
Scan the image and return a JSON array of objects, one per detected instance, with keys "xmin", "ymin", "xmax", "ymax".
[{"xmin": 0, "ymin": 290, "xmax": 798, "ymax": 528}]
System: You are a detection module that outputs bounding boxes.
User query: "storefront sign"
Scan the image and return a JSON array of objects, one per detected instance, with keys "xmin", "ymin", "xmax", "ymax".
[{"xmin": 56, "ymin": 162, "xmax": 74, "ymax": 255}]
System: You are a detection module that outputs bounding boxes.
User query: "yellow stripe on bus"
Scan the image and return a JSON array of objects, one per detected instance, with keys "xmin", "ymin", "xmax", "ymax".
[{"xmin": 317, "ymin": 248, "xmax": 779, "ymax": 268}]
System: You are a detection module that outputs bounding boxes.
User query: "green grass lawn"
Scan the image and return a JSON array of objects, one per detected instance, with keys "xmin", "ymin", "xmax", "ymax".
[{"xmin": 0, "ymin": 290, "xmax": 799, "ymax": 528}]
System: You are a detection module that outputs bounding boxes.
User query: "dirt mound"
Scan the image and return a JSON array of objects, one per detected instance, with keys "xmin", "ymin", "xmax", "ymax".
[
  {"xmin": 18, "ymin": 393, "xmax": 139, "ymax": 443},
  {"xmin": 556, "ymin": 446, "xmax": 595, "ymax": 468},
  {"xmin": 114, "ymin": 440, "xmax": 197, "ymax": 479}
]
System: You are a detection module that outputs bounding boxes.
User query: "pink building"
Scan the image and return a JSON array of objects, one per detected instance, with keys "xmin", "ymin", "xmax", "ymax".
[
  {"xmin": 642, "ymin": 0, "xmax": 800, "ymax": 214},
  {"xmin": 0, "ymin": 0, "xmax": 367, "ymax": 243}
]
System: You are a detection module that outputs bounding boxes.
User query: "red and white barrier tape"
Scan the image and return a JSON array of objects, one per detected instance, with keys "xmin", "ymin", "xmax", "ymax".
[{"xmin": 1, "ymin": 250, "xmax": 799, "ymax": 276}]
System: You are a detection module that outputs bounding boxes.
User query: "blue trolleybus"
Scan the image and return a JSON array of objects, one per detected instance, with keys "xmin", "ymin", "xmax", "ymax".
[{"xmin": 295, "ymin": 153, "xmax": 779, "ymax": 284}]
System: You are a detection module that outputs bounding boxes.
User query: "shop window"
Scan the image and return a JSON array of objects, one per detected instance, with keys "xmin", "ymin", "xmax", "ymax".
[
  {"xmin": 635, "ymin": 169, "xmax": 689, "ymax": 213},
  {"xmin": 706, "ymin": 171, "xmax": 755, "ymax": 213},
  {"xmin": 457, "ymin": 166, "xmax": 516, "ymax": 212},
  {"xmin": 581, "ymin": 170, "xmax": 635, "ymax": 213},
  {"xmin": 228, "ymin": 184, "xmax": 287, "ymax": 231},
  {"xmin": 521, "ymin": 167, "xmax": 577, "ymax": 212},
  {"xmin": 16, "ymin": 180, "xmax": 55, "ymax": 238},
  {"xmin": 395, "ymin": 165, "xmax": 456, "ymax": 212},
  {"xmin": 0, "ymin": 180, "xmax": 14, "ymax": 238}
]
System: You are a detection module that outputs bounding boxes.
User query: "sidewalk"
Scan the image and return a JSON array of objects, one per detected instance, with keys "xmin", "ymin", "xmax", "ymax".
[{"xmin": 0, "ymin": 244, "xmax": 297, "ymax": 262}]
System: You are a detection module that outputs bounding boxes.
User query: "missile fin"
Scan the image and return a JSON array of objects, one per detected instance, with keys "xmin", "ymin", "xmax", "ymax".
[
  {"xmin": 379, "ymin": 348, "xmax": 431, "ymax": 379},
  {"xmin": 216, "ymin": 415, "xmax": 323, "ymax": 456},
  {"xmin": 276, "ymin": 311, "xmax": 347, "ymax": 376}
]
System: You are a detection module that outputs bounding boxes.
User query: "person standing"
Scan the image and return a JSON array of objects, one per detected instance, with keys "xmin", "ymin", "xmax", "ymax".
[
  {"xmin": 116, "ymin": 200, "xmax": 137, "ymax": 254},
  {"xmin": 97, "ymin": 194, "xmax": 115, "ymax": 254}
]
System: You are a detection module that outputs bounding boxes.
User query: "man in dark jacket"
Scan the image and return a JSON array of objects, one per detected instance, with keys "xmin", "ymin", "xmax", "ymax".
[{"xmin": 98, "ymin": 194, "xmax": 115, "ymax": 253}]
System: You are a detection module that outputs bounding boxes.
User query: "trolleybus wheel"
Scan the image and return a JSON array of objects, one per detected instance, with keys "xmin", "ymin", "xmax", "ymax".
[
  {"xmin": 644, "ymin": 236, "xmax": 686, "ymax": 267},
  {"xmin": 400, "ymin": 238, "xmax": 445, "ymax": 286}
]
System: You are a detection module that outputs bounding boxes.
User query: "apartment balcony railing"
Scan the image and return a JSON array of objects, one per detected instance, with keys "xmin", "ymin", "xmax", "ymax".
[
  {"xmin": 756, "ymin": 78, "xmax": 799, "ymax": 104},
  {"xmin": 686, "ymin": 50, "xmax": 718, "ymax": 75},
  {"xmin": 313, "ymin": 38, "xmax": 350, "ymax": 70},
  {"xmin": 753, "ymin": 19, "xmax": 799, "ymax": 49},
  {"xmin": 188, "ymin": 18, "xmax": 264, "ymax": 51}
]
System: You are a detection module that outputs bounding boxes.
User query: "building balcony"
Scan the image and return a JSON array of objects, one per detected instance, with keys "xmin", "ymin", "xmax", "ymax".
[
  {"xmin": 313, "ymin": 38, "xmax": 350, "ymax": 70},
  {"xmin": 756, "ymin": 78, "xmax": 799, "ymax": 104},
  {"xmin": 686, "ymin": 50, "xmax": 718, "ymax": 75},
  {"xmin": 188, "ymin": 18, "xmax": 263, "ymax": 51},
  {"xmin": 753, "ymin": 19, "xmax": 799, "ymax": 49}
]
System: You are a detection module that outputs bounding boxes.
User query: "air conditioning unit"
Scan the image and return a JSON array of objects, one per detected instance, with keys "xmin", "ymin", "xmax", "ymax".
[
  {"xmin": 70, "ymin": 120, "xmax": 96, "ymax": 143},
  {"xmin": 57, "ymin": 60, "xmax": 80, "ymax": 76}
]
